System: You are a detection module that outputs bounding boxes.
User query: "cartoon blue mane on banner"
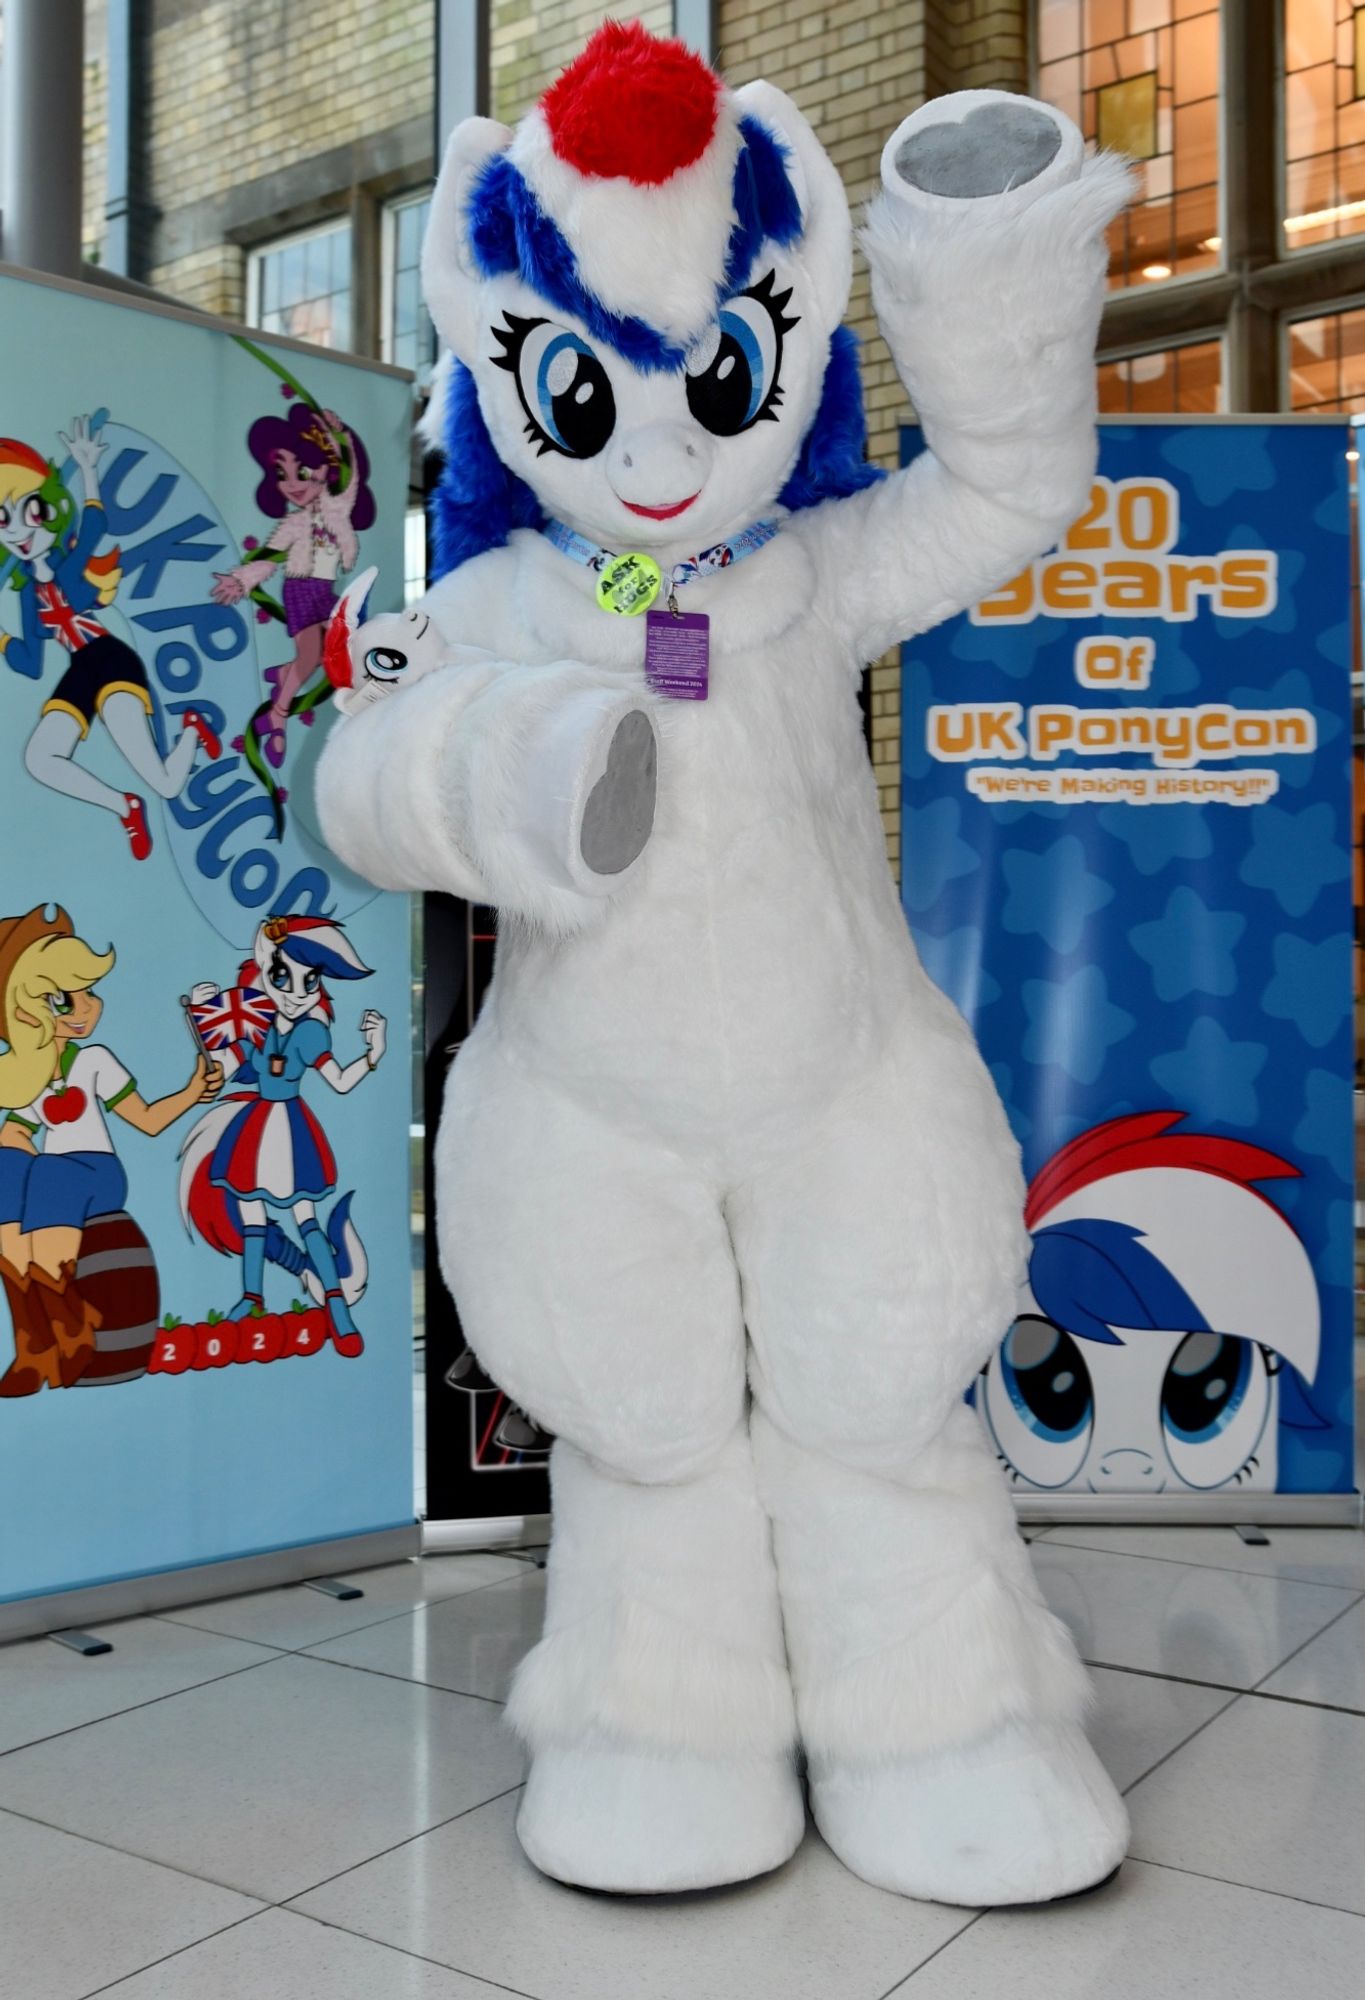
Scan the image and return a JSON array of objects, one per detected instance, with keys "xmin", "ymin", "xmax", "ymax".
[{"xmin": 902, "ymin": 419, "xmax": 1355, "ymax": 1505}]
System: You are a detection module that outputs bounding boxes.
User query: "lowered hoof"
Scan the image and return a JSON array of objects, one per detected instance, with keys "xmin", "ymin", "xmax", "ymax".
[
  {"xmin": 518, "ymin": 1741, "xmax": 804, "ymax": 1895},
  {"xmin": 810, "ymin": 1719, "xmax": 1128, "ymax": 1907}
]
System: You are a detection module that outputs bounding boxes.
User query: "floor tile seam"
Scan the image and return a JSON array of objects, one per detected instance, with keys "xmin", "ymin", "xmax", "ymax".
[
  {"xmin": 0, "ymin": 1796, "xmax": 274, "ymax": 1905},
  {"xmin": 289, "ymin": 1646, "xmax": 510, "ymax": 1708},
  {"xmin": 1247, "ymin": 1588, "xmax": 1365, "ymax": 1695},
  {"xmin": 1115, "ymin": 1687, "xmax": 1241, "ymax": 1794},
  {"xmin": 1039, "ymin": 1536, "xmax": 1365, "ymax": 1593},
  {"xmin": 280, "ymin": 1781, "xmax": 527, "ymax": 1906},
  {"xmin": 153, "ymin": 1566, "xmax": 533, "ymax": 1650},
  {"xmin": 1085, "ymin": 1655, "xmax": 1365, "ymax": 1720},
  {"xmin": 1130, "ymin": 1849, "xmax": 1365, "ymax": 1919},
  {"xmin": 75, "ymin": 1909, "xmax": 266, "ymax": 2000},
  {"xmin": 1115, "ymin": 1687, "xmax": 1251, "ymax": 1795},
  {"xmin": 286, "ymin": 1908, "xmax": 548, "ymax": 2000},
  {"xmin": 875, "ymin": 1911, "xmax": 985, "ymax": 1995},
  {"xmin": 0, "ymin": 1653, "xmax": 284, "ymax": 1762}
]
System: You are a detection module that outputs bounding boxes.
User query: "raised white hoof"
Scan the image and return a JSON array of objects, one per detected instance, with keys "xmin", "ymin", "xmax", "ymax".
[
  {"xmin": 518, "ymin": 1743, "xmax": 805, "ymax": 1894},
  {"xmin": 810, "ymin": 1720, "xmax": 1128, "ymax": 1907}
]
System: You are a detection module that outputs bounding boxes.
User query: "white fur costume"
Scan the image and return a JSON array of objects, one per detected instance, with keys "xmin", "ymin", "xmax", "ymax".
[{"xmin": 318, "ymin": 26, "xmax": 1132, "ymax": 1904}]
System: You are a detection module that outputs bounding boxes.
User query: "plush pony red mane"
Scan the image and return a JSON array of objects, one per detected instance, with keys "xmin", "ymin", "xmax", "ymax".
[
  {"xmin": 1024, "ymin": 1110, "xmax": 1300, "ymax": 1231},
  {"xmin": 542, "ymin": 20, "xmax": 721, "ymax": 186},
  {"xmin": 323, "ymin": 597, "xmax": 354, "ymax": 690}
]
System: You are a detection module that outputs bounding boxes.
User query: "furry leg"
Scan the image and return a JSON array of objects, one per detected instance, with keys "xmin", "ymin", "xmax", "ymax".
[
  {"xmin": 752, "ymin": 1404, "xmax": 1126, "ymax": 1903},
  {"xmin": 438, "ymin": 1042, "xmax": 801, "ymax": 1891},
  {"xmin": 734, "ymin": 1021, "xmax": 1127, "ymax": 1904},
  {"xmin": 513, "ymin": 1429, "xmax": 803, "ymax": 1893}
]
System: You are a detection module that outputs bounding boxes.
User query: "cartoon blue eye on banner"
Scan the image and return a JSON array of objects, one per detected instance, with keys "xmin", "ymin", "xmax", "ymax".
[{"xmin": 901, "ymin": 419, "xmax": 1357, "ymax": 1518}]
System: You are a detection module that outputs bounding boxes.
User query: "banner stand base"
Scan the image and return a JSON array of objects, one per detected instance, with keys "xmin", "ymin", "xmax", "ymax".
[
  {"xmin": 0, "ymin": 1523, "xmax": 420, "ymax": 1649},
  {"xmin": 1014, "ymin": 1490, "xmax": 1362, "ymax": 1527},
  {"xmin": 423, "ymin": 1514, "xmax": 551, "ymax": 1555}
]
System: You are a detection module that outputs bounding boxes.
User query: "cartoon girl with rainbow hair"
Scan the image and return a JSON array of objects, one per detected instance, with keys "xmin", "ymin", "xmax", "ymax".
[{"xmin": 0, "ymin": 418, "xmax": 220, "ymax": 861}]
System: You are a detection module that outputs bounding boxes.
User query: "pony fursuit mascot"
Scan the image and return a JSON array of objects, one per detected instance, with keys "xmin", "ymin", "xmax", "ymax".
[{"xmin": 317, "ymin": 22, "xmax": 1133, "ymax": 1903}]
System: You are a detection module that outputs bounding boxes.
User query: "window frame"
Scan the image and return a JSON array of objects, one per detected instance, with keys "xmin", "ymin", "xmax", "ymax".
[
  {"xmin": 1031, "ymin": 0, "xmax": 1227, "ymax": 298},
  {"xmin": 1096, "ymin": 329, "xmax": 1228, "ymax": 413},
  {"xmin": 245, "ymin": 215, "xmax": 354, "ymax": 353},
  {"xmin": 1280, "ymin": 289, "xmax": 1365, "ymax": 408},
  {"xmin": 380, "ymin": 187, "xmax": 437, "ymax": 386}
]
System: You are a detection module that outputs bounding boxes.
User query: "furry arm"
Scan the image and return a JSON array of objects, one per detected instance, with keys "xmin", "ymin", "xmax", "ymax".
[
  {"xmin": 314, "ymin": 654, "xmax": 657, "ymax": 934},
  {"xmin": 794, "ymin": 93, "xmax": 1132, "ymax": 667}
]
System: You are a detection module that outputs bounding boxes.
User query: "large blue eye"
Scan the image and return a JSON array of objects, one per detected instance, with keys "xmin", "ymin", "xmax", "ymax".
[
  {"xmin": 1000, "ymin": 1316, "xmax": 1093, "ymax": 1443},
  {"xmin": 493, "ymin": 318, "xmax": 616, "ymax": 460},
  {"xmin": 1161, "ymin": 1332, "xmax": 1251, "ymax": 1442},
  {"xmin": 685, "ymin": 271, "xmax": 797, "ymax": 437}
]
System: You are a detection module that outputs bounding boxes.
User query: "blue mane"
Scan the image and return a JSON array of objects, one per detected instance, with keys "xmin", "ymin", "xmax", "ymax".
[
  {"xmin": 464, "ymin": 115, "xmax": 802, "ymax": 373},
  {"xmin": 1028, "ymin": 1218, "xmax": 1210, "ymax": 1348}
]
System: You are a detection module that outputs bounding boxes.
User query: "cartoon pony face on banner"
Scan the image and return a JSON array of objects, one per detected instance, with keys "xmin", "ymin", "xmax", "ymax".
[
  {"xmin": 978, "ymin": 1113, "xmax": 1325, "ymax": 1495},
  {"xmin": 421, "ymin": 20, "xmax": 882, "ymax": 571}
]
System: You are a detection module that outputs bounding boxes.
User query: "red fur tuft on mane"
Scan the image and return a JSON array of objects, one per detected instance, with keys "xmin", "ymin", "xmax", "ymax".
[
  {"xmin": 1024, "ymin": 1110, "xmax": 1301, "ymax": 1230},
  {"xmin": 542, "ymin": 20, "xmax": 721, "ymax": 187}
]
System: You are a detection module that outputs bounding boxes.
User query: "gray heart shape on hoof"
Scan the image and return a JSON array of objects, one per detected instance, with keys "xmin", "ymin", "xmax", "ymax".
[
  {"xmin": 895, "ymin": 101, "xmax": 1062, "ymax": 200},
  {"xmin": 580, "ymin": 709, "xmax": 656, "ymax": 875}
]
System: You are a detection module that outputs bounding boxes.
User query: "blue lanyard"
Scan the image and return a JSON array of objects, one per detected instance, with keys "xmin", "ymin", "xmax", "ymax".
[{"xmin": 543, "ymin": 517, "xmax": 779, "ymax": 594}]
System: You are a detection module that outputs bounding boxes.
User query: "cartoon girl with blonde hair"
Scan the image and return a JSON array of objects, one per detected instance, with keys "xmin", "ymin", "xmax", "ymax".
[
  {"xmin": 0, "ymin": 906, "xmax": 221, "ymax": 1396},
  {"xmin": 0, "ymin": 419, "xmax": 220, "ymax": 860}
]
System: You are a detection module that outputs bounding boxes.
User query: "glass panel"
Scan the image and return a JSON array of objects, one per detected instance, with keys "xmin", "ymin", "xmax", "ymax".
[
  {"xmin": 1286, "ymin": 307, "xmax": 1365, "ymax": 408},
  {"xmin": 1098, "ymin": 71, "xmax": 1158, "ymax": 156},
  {"xmin": 1284, "ymin": 3, "xmax": 1365, "ymax": 242},
  {"xmin": 1037, "ymin": 2, "xmax": 1221, "ymax": 290},
  {"xmin": 1287, "ymin": 0, "xmax": 1335, "ymax": 67}
]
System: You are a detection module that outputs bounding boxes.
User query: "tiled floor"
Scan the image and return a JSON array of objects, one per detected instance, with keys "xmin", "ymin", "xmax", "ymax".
[{"xmin": 3, "ymin": 1529, "xmax": 1363, "ymax": 1999}]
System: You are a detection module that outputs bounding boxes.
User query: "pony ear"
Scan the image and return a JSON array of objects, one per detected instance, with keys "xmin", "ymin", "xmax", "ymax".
[
  {"xmin": 323, "ymin": 567, "xmax": 376, "ymax": 692},
  {"xmin": 732, "ymin": 81, "xmax": 851, "ymax": 332},
  {"xmin": 422, "ymin": 117, "xmax": 515, "ymax": 366}
]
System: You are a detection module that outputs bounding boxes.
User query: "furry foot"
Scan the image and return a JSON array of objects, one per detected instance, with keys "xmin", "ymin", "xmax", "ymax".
[
  {"xmin": 518, "ymin": 1743, "xmax": 804, "ymax": 1894},
  {"xmin": 810, "ymin": 1719, "xmax": 1128, "ymax": 1907}
]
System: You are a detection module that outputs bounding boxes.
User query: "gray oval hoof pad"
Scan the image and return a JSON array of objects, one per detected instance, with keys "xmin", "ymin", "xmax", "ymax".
[
  {"xmin": 580, "ymin": 710, "xmax": 657, "ymax": 875},
  {"xmin": 894, "ymin": 101, "xmax": 1062, "ymax": 200}
]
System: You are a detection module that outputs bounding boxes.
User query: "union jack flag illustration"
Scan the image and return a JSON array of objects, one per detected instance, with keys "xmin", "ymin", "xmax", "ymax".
[
  {"xmin": 188, "ymin": 985, "xmax": 274, "ymax": 1052},
  {"xmin": 35, "ymin": 580, "xmax": 105, "ymax": 652}
]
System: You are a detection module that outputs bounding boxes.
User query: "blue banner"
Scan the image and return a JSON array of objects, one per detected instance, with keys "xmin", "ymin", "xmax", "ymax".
[
  {"xmin": 0, "ymin": 268, "xmax": 416, "ymax": 1605},
  {"xmin": 902, "ymin": 420, "xmax": 1355, "ymax": 1502}
]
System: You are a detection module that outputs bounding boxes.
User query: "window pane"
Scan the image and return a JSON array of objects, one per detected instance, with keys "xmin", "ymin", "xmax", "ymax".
[
  {"xmin": 1097, "ymin": 338, "xmax": 1223, "ymax": 411},
  {"xmin": 1036, "ymin": 1, "xmax": 1221, "ymax": 290},
  {"xmin": 384, "ymin": 194, "xmax": 435, "ymax": 385},
  {"xmin": 248, "ymin": 223, "xmax": 351, "ymax": 353},
  {"xmin": 1287, "ymin": 306, "xmax": 1365, "ymax": 409},
  {"xmin": 1283, "ymin": 2, "xmax": 1365, "ymax": 244}
]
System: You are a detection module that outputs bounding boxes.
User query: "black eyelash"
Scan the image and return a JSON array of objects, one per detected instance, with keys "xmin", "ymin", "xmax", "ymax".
[
  {"xmin": 492, "ymin": 315, "xmax": 561, "ymax": 458},
  {"xmin": 743, "ymin": 269, "xmax": 800, "ymax": 427}
]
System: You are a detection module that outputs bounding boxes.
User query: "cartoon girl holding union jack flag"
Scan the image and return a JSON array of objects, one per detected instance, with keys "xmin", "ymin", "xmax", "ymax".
[
  {"xmin": 0, "ymin": 417, "xmax": 219, "ymax": 861},
  {"xmin": 178, "ymin": 915, "xmax": 385, "ymax": 1355}
]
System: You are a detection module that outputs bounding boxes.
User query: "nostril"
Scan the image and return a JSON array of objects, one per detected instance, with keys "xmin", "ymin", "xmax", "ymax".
[
  {"xmin": 686, "ymin": 444, "xmax": 696, "ymax": 457},
  {"xmin": 623, "ymin": 452, "xmax": 633, "ymax": 469}
]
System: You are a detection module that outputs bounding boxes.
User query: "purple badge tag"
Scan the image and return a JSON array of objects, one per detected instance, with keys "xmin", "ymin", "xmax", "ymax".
[{"xmin": 644, "ymin": 609, "xmax": 709, "ymax": 700}]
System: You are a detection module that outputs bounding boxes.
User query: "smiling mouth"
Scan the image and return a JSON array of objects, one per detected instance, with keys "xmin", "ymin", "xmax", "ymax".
[
  {"xmin": 17, "ymin": 536, "xmax": 33, "ymax": 557},
  {"xmin": 620, "ymin": 492, "xmax": 700, "ymax": 521}
]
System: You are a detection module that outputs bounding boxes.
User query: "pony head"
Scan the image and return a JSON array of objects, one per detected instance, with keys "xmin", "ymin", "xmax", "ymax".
[
  {"xmin": 423, "ymin": 20, "xmax": 880, "ymax": 570},
  {"xmin": 323, "ymin": 567, "xmax": 448, "ymax": 715},
  {"xmin": 980, "ymin": 1112, "xmax": 1324, "ymax": 1497},
  {"xmin": 247, "ymin": 914, "xmax": 372, "ymax": 1023}
]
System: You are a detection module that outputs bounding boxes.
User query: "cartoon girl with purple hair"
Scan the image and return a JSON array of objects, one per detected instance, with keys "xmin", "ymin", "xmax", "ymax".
[{"xmin": 210, "ymin": 402, "xmax": 375, "ymax": 769}]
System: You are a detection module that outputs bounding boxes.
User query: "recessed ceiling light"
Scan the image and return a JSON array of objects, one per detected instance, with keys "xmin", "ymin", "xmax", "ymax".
[
  {"xmin": 1142, "ymin": 262, "xmax": 1172, "ymax": 279},
  {"xmin": 1347, "ymin": 448, "xmax": 1360, "ymax": 462},
  {"xmin": 1202, "ymin": 235, "xmax": 1222, "ymax": 251}
]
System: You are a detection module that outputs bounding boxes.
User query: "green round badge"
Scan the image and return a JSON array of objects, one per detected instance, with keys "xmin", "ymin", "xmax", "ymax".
[{"xmin": 596, "ymin": 550, "xmax": 662, "ymax": 616}]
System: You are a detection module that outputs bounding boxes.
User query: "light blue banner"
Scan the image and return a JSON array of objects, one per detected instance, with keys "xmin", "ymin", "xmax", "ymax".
[
  {"xmin": 903, "ymin": 420, "xmax": 1355, "ymax": 1503},
  {"xmin": 0, "ymin": 270, "xmax": 416, "ymax": 1603}
]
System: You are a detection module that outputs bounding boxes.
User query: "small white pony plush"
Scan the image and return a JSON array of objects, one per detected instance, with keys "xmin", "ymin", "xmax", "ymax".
[
  {"xmin": 317, "ymin": 22, "xmax": 1132, "ymax": 1906},
  {"xmin": 322, "ymin": 568, "xmax": 454, "ymax": 716}
]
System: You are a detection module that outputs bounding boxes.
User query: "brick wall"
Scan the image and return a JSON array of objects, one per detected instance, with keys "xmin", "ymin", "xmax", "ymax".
[
  {"xmin": 490, "ymin": 0, "xmax": 673, "ymax": 123},
  {"xmin": 720, "ymin": 0, "xmax": 1029, "ymax": 873},
  {"xmin": 102, "ymin": 0, "xmax": 437, "ymax": 318}
]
